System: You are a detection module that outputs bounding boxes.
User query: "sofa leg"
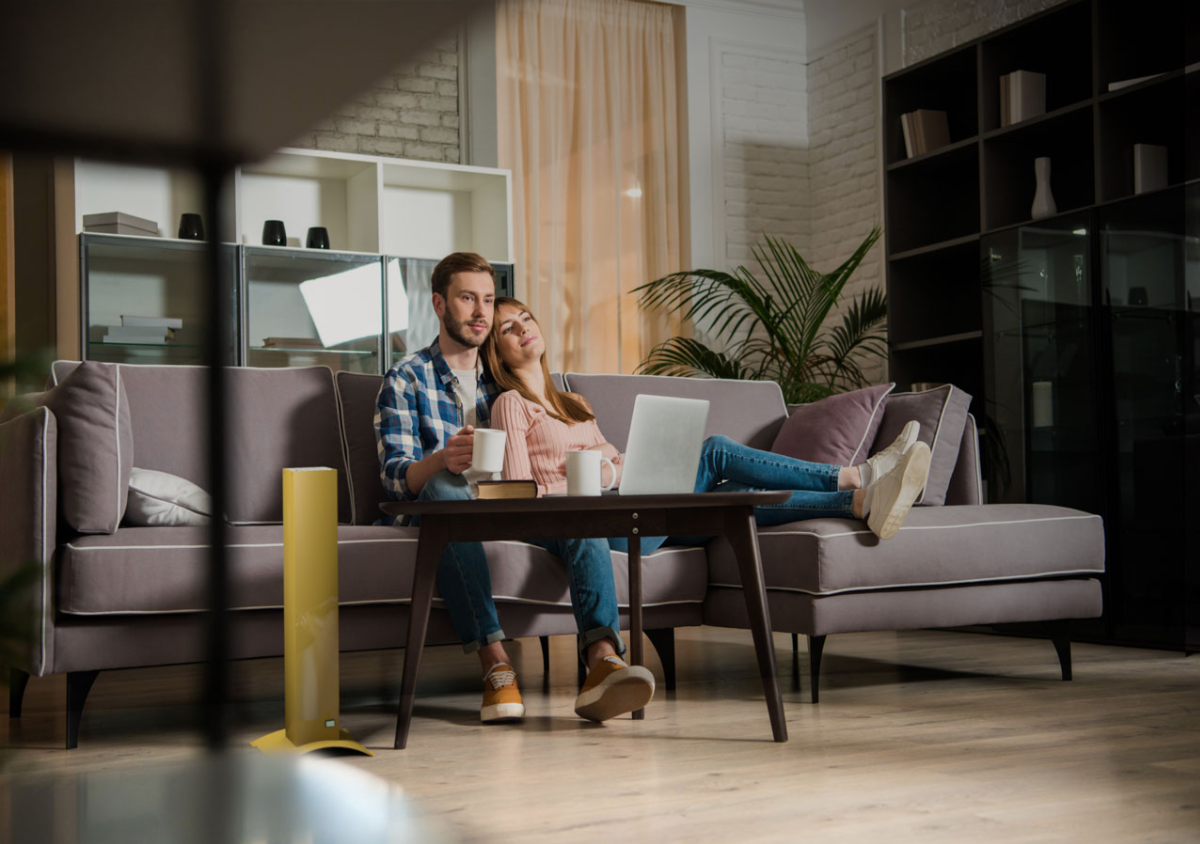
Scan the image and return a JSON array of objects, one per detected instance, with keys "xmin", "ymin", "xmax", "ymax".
[
  {"xmin": 1051, "ymin": 633, "xmax": 1072, "ymax": 681},
  {"xmin": 539, "ymin": 636, "xmax": 551, "ymax": 676},
  {"xmin": 9, "ymin": 668, "xmax": 30, "ymax": 718},
  {"xmin": 645, "ymin": 628, "xmax": 676, "ymax": 691},
  {"xmin": 66, "ymin": 670, "xmax": 99, "ymax": 750},
  {"xmin": 808, "ymin": 635, "xmax": 826, "ymax": 704},
  {"xmin": 792, "ymin": 633, "xmax": 799, "ymax": 654}
]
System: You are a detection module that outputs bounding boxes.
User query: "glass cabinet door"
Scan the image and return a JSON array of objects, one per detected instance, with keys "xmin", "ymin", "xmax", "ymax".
[
  {"xmin": 82, "ymin": 233, "xmax": 238, "ymax": 366},
  {"xmin": 243, "ymin": 248, "xmax": 384, "ymax": 374},
  {"xmin": 1100, "ymin": 187, "xmax": 1194, "ymax": 647},
  {"xmin": 982, "ymin": 213, "xmax": 1102, "ymax": 511},
  {"xmin": 385, "ymin": 257, "xmax": 440, "ymax": 370}
]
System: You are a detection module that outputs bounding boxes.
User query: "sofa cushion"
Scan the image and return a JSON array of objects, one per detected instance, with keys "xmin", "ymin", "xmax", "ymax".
[
  {"xmin": 772, "ymin": 383, "xmax": 894, "ymax": 466},
  {"xmin": 51, "ymin": 363, "xmax": 353, "ymax": 525},
  {"xmin": 58, "ymin": 526, "xmax": 709, "ymax": 614},
  {"xmin": 564, "ymin": 373, "xmax": 787, "ymax": 452},
  {"xmin": 8, "ymin": 361, "xmax": 134, "ymax": 534},
  {"xmin": 336, "ymin": 371, "xmax": 386, "ymax": 525},
  {"xmin": 124, "ymin": 468, "xmax": 212, "ymax": 527},
  {"xmin": 872, "ymin": 384, "xmax": 972, "ymax": 506},
  {"xmin": 705, "ymin": 504, "xmax": 1104, "ymax": 596}
]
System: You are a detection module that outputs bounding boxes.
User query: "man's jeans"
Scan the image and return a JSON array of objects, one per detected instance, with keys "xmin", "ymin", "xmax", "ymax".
[
  {"xmin": 415, "ymin": 470, "xmax": 624, "ymax": 660},
  {"xmin": 609, "ymin": 435, "xmax": 855, "ymax": 555}
]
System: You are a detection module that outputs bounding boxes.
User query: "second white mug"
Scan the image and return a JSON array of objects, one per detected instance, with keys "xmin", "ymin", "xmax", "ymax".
[{"xmin": 565, "ymin": 449, "xmax": 616, "ymax": 496}]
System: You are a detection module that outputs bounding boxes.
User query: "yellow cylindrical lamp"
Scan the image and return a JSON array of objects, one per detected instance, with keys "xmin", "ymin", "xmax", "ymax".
[{"xmin": 252, "ymin": 467, "xmax": 371, "ymax": 755}]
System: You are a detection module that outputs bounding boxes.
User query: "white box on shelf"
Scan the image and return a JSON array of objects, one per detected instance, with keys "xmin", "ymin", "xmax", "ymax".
[
  {"xmin": 1133, "ymin": 143, "xmax": 1168, "ymax": 194},
  {"xmin": 1008, "ymin": 70, "xmax": 1046, "ymax": 123},
  {"xmin": 83, "ymin": 211, "xmax": 160, "ymax": 236}
]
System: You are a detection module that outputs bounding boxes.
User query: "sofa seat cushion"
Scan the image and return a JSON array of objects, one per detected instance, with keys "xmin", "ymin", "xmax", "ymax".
[
  {"xmin": 706, "ymin": 504, "xmax": 1104, "ymax": 596},
  {"xmin": 59, "ymin": 527, "xmax": 708, "ymax": 615}
]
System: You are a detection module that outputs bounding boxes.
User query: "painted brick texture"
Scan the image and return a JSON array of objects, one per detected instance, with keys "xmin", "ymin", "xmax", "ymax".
[
  {"xmin": 807, "ymin": 32, "xmax": 885, "ymax": 384},
  {"xmin": 904, "ymin": 0, "xmax": 1071, "ymax": 64},
  {"xmin": 720, "ymin": 50, "xmax": 810, "ymax": 268},
  {"xmin": 291, "ymin": 40, "xmax": 461, "ymax": 163}
]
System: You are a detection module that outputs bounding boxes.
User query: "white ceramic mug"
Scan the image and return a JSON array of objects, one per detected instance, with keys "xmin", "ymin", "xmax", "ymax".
[
  {"xmin": 565, "ymin": 449, "xmax": 616, "ymax": 496},
  {"xmin": 471, "ymin": 428, "xmax": 507, "ymax": 473}
]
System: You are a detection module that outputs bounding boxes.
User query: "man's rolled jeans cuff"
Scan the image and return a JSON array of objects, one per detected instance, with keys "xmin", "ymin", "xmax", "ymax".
[
  {"xmin": 462, "ymin": 628, "xmax": 507, "ymax": 655},
  {"xmin": 578, "ymin": 626, "xmax": 625, "ymax": 663}
]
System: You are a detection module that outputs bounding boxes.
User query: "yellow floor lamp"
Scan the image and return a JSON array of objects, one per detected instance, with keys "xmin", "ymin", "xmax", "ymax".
[{"xmin": 253, "ymin": 468, "xmax": 373, "ymax": 755}]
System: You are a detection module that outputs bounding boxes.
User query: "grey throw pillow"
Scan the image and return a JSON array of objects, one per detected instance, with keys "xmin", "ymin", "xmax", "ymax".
[
  {"xmin": 772, "ymin": 383, "xmax": 895, "ymax": 466},
  {"xmin": 871, "ymin": 384, "xmax": 972, "ymax": 507}
]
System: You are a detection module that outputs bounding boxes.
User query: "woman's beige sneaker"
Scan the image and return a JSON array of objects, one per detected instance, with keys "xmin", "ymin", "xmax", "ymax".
[
  {"xmin": 866, "ymin": 441, "xmax": 931, "ymax": 540},
  {"xmin": 865, "ymin": 420, "xmax": 920, "ymax": 483},
  {"xmin": 574, "ymin": 656, "xmax": 655, "ymax": 722}
]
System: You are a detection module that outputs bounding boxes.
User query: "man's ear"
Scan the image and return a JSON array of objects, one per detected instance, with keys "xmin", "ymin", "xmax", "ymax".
[{"xmin": 432, "ymin": 292, "xmax": 446, "ymax": 319}]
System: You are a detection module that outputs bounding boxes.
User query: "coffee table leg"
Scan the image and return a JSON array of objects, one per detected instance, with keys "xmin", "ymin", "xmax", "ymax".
[
  {"xmin": 394, "ymin": 517, "xmax": 448, "ymax": 749},
  {"xmin": 726, "ymin": 510, "xmax": 787, "ymax": 742},
  {"xmin": 628, "ymin": 533, "xmax": 644, "ymax": 720}
]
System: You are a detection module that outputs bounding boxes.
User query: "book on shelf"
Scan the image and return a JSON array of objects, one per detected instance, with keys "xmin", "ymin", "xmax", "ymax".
[
  {"xmin": 121, "ymin": 315, "xmax": 183, "ymax": 329},
  {"xmin": 1003, "ymin": 70, "xmax": 1046, "ymax": 124},
  {"xmin": 474, "ymin": 479, "xmax": 538, "ymax": 500},
  {"xmin": 262, "ymin": 336, "xmax": 325, "ymax": 349},
  {"xmin": 1000, "ymin": 74, "xmax": 1011, "ymax": 127},
  {"xmin": 102, "ymin": 325, "xmax": 176, "ymax": 344},
  {"xmin": 1133, "ymin": 143, "xmax": 1168, "ymax": 194},
  {"xmin": 900, "ymin": 109, "xmax": 950, "ymax": 157}
]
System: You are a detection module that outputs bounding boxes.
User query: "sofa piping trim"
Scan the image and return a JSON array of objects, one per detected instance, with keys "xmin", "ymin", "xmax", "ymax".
[
  {"xmin": 65, "ymin": 537, "xmax": 420, "ymax": 552},
  {"xmin": 708, "ymin": 569, "xmax": 1104, "ymax": 597},
  {"xmin": 757, "ymin": 512, "xmax": 1102, "ymax": 540},
  {"xmin": 848, "ymin": 383, "xmax": 894, "ymax": 465},
  {"xmin": 59, "ymin": 597, "xmax": 703, "ymax": 616}
]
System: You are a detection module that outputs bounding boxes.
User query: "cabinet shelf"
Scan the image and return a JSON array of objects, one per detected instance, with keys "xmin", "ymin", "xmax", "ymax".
[
  {"xmin": 889, "ymin": 233, "xmax": 979, "ymax": 262},
  {"xmin": 248, "ymin": 346, "xmax": 375, "ymax": 355},
  {"xmin": 886, "ymin": 136, "xmax": 979, "ymax": 171},
  {"xmin": 891, "ymin": 331, "xmax": 983, "ymax": 352},
  {"xmin": 980, "ymin": 99, "xmax": 1093, "ymax": 141}
]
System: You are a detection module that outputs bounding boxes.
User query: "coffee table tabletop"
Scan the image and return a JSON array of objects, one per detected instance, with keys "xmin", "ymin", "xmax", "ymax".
[{"xmin": 382, "ymin": 490, "xmax": 791, "ymax": 748}]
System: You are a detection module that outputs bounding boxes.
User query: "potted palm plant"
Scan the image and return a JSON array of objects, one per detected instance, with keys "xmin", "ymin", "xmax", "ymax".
[{"xmin": 634, "ymin": 229, "xmax": 886, "ymax": 404}]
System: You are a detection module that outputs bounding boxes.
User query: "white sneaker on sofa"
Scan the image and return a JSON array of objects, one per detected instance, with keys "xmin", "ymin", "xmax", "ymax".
[
  {"xmin": 866, "ymin": 441, "xmax": 931, "ymax": 540},
  {"xmin": 865, "ymin": 420, "xmax": 920, "ymax": 484}
]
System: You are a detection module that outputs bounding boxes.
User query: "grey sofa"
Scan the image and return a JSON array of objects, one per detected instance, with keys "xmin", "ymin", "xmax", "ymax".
[{"xmin": 0, "ymin": 362, "xmax": 1104, "ymax": 747}]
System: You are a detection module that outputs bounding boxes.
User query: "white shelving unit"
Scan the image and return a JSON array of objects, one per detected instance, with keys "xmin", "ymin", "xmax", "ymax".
[{"xmin": 73, "ymin": 147, "xmax": 513, "ymax": 263}]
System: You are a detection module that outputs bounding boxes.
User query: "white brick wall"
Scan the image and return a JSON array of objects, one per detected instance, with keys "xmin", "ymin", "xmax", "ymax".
[
  {"xmin": 807, "ymin": 31, "xmax": 886, "ymax": 384},
  {"xmin": 718, "ymin": 49, "xmax": 810, "ymax": 268},
  {"xmin": 904, "ymin": 0, "xmax": 1071, "ymax": 65},
  {"xmin": 290, "ymin": 40, "xmax": 461, "ymax": 163}
]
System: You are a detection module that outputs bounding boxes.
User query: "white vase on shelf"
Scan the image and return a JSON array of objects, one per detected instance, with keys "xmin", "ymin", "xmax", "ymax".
[{"xmin": 1030, "ymin": 156, "xmax": 1057, "ymax": 220}]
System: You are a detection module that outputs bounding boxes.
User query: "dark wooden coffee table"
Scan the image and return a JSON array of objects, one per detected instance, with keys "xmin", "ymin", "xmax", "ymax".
[{"xmin": 381, "ymin": 491, "xmax": 791, "ymax": 749}]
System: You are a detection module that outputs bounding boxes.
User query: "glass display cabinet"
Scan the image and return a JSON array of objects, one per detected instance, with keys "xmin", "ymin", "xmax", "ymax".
[
  {"xmin": 81, "ymin": 233, "xmax": 239, "ymax": 366},
  {"xmin": 982, "ymin": 213, "xmax": 1102, "ymax": 513},
  {"xmin": 242, "ymin": 247, "xmax": 384, "ymax": 374}
]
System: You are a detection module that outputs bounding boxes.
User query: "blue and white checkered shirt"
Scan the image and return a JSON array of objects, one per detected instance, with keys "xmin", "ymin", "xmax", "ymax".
[{"xmin": 375, "ymin": 338, "xmax": 501, "ymax": 503}]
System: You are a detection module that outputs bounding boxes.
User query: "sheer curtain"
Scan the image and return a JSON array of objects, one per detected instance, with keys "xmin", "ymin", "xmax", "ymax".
[{"xmin": 497, "ymin": 0, "xmax": 686, "ymax": 374}]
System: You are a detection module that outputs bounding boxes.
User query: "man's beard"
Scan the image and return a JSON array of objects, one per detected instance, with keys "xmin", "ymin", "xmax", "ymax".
[{"xmin": 445, "ymin": 312, "xmax": 488, "ymax": 348}]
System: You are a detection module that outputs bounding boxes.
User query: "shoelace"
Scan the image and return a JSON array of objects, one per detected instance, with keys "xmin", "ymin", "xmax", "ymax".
[{"xmin": 486, "ymin": 667, "xmax": 517, "ymax": 689}]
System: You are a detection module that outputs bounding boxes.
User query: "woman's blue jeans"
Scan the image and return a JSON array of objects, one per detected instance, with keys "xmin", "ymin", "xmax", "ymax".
[
  {"xmin": 609, "ymin": 435, "xmax": 856, "ymax": 555},
  {"xmin": 415, "ymin": 470, "xmax": 624, "ymax": 660}
]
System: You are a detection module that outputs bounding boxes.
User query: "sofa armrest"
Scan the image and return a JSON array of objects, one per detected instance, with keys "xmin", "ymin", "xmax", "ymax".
[
  {"xmin": 0, "ymin": 406, "xmax": 59, "ymax": 676},
  {"xmin": 944, "ymin": 413, "xmax": 983, "ymax": 506}
]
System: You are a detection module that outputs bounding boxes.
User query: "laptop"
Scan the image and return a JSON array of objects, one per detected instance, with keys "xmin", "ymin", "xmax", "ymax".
[{"xmin": 617, "ymin": 394, "xmax": 710, "ymax": 495}]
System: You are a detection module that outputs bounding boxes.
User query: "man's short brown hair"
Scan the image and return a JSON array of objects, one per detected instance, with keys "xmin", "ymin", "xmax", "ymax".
[{"xmin": 430, "ymin": 252, "xmax": 495, "ymax": 299}]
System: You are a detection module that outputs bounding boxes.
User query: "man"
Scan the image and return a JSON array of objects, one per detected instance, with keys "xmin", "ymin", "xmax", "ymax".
[{"xmin": 375, "ymin": 252, "xmax": 653, "ymax": 725}]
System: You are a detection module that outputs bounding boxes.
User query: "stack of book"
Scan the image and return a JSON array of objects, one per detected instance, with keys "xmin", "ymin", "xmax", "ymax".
[
  {"xmin": 102, "ymin": 315, "xmax": 182, "ymax": 344},
  {"xmin": 474, "ymin": 479, "xmax": 537, "ymax": 500},
  {"xmin": 900, "ymin": 109, "xmax": 951, "ymax": 158},
  {"xmin": 999, "ymin": 70, "xmax": 1046, "ymax": 126}
]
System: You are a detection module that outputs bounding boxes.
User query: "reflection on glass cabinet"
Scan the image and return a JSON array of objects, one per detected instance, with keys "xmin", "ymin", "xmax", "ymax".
[
  {"xmin": 81, "ymin": 233, "xmax": 238, "ymax": 366},
  {"xmin": 242, "ymin": 248, "xmax": 384, "ymax": 374},
  {"xmin": 1100, "ymin": 186, "xmax": 1196, "ymax": 648},
  {"xmin": 982, "ymin": 214, "xmax": 1101, "ymax": 512}
]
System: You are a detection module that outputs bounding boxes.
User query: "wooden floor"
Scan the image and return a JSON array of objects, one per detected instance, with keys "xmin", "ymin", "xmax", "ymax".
[{"xmin": 4, "ymin": 627, "xmax": 1199, "ymax": 843}]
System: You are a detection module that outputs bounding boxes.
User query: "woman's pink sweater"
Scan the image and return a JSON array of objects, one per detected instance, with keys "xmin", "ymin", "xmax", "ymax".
[{"xmin": 489, "ymin": 390, "xmax": 607, "ymax": 496}]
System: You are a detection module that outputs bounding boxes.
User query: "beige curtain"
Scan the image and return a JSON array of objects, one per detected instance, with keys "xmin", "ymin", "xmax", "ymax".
[{"xmin": 497, "ymin": 0, "xmax": 686, "ymax": 374}]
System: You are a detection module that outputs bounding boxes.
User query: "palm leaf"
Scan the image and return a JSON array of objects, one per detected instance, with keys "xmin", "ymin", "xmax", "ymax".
[
  {"xmin": 820, "ymin": 287, "xmax": 889, "ymax": 389},
  {"xmin": 635, "ymin": 337, "xmax": 755, "ymax": 380}
]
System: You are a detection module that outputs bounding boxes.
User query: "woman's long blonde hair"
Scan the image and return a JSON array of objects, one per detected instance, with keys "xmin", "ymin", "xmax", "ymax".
[{"xmin": 483, "ymin": 297, "xmax": 595, "ymax": 425}]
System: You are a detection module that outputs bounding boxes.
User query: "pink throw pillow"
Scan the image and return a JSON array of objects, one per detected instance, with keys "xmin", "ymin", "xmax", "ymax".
[{"xmin": 771, "ymin": 384, "xmax": 895, "ymax": 466}]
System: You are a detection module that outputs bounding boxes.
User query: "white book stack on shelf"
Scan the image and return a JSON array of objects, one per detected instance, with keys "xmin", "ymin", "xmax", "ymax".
[
  {"xmin": 103, "ymin": 316, "xmax": 182, "ymax": 344},
  {"xmin": 999, "ymin": 70, "xmax": 1046, "ymax": 125}
]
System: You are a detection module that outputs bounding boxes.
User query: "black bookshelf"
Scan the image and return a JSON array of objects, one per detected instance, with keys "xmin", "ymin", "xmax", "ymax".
[{"xmin": 882, "ymin": 0, "xmax": 1199, "ymax": 650}]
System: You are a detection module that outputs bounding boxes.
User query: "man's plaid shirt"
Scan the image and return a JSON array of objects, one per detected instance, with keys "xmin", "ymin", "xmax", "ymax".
[{"xmin": 374, "ymin": 337, "xmax": 501, "ymax": 503}]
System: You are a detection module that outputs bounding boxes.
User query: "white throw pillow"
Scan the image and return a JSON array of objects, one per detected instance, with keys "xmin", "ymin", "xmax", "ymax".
[{"xmin": 124, "ymin": 468, "xmax": 212, "ymax": 527}]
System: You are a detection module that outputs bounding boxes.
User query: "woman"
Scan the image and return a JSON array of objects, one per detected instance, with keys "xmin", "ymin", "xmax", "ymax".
[{"xmin": 484, "ymin": 297, "xmax": 932, "ymax": 558}]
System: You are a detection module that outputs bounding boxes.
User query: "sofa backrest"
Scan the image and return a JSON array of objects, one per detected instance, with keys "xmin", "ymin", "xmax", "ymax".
[
  {"xmin": 944, "ymin": 413, "xmax": 983, "ymax": 506},
  {"xmin": 562, "ymin": 373, "xmax": 788, "ymax": 452},
  {"xmin": 52, "ymin": 362, "xmax": 351, "ymax": 524}
]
